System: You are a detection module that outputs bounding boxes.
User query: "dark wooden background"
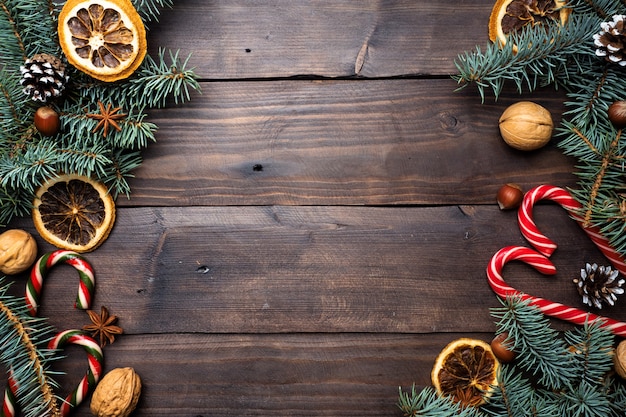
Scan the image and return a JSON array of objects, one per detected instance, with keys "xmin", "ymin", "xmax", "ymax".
[{"xmin": 7, "ymin": 1, "xmax": 625, "ymax": 416}]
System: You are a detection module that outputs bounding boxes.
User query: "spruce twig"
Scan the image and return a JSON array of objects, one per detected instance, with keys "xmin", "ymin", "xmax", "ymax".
[
  {"xmin": 398, "ymin": 297, "xmax": 626, "ymax": 417},
  {"xmin": 0, "ymin": 279, "xmax": 60, "ymax": 417}
]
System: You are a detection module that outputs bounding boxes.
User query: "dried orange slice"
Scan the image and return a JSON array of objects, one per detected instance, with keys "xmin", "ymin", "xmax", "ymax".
[
  {"xmin": 58, "ymin": 0, "xmax": 147, "ymax": 82},
  {"xmin": 431, "ymin": 338, "xmax": 499, "ymax": 407},
  {"xmin": 32, "ymin": 174, "xmax": 116, "ymax": 252},
  {"xmin": 488, "ymin": 0, "xmax": 570, "ymax": 46}
]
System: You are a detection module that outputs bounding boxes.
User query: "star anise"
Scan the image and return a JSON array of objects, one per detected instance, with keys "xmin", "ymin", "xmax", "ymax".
[
  {"xmin": 86, "ymin": 101, "xmax": 126, "ymax": 137},
  {"xmin": 83, "ymin": 306, "xmax": 123, "ymax": 347},
  {"xmin": 454, "ymin": 386, "xmax": 484, "ymax": 408}
]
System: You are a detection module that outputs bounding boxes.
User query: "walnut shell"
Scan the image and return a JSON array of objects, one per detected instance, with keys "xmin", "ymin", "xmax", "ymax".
[
  {"xmin": 90, "ymin": 367, "xmax": 142, "ymax": 417},
  {"xmin": 498, "ymin": 101, "xmax": 554, "ymax": 151},
  {"xmin": 0, "ymin": 229, "xmax": 37, "ymax": 275},
  {"xmin": 614, "ymin": 340, "xmax": 626, "ymax": 379}
]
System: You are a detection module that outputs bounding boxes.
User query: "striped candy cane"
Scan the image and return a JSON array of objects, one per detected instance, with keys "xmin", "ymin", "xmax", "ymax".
[
  {"xmin": 26, "ymin": 250, "xmax": 96, "ymax": 317},
  {"xmin": 518, "ymin": 185, "xmax": 626, "ymax": 276},
  {"xmin": 49, "ymin": 330, "xmax": 103, "ymax": 416},
  {"xmin": 487, "ymin": 245, "xmax": 626, "ymax": 337},
  {"xmin": 1, "ymin": 251, "xmax": 101, "ymax": 417},
  {"xmin": 1, "ymin": 331, "xmax": 103, "ymax": 417}
]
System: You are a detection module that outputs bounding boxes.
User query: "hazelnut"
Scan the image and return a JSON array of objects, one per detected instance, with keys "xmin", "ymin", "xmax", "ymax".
[
  {"xmin": 608, "ymin": 101, "xmax": 626, "ymax": 128},
  {"xmin": 498, "ymin": 101, "xmax": 553, "ymax": 151},
  {"xmin": 614, "ymin": 340, "xmax": 626, "ymax": 379},
  {"xmin": 34, "ymin": 106, "xmax": 60, "ymax": 136},
  {"xmin": 491, "ymin": 332, "xmax": 516, "ymax": 363},
  {"xmin": 497, "ymin": 183, "xmax": 523, "ymax": 210},
  {"xmin": 0, "ymin": 229, "xmax": 37, "ymax": 275},
  {"xmin": 90, "ymin": 367, "xmax": 142, "ymax": 417}
]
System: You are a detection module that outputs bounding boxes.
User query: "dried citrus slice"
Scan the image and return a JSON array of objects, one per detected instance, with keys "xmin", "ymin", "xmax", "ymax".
[
  {"xmin": 58, "ymin": 0, "xmax": 147, "ymax": 82},
  {"xmin": 488, "ymin": 0, "xmax": 570, "ymax": 46},
  {"xmin": 431, "ymin": 338, "xmax": 499, "ymax": 407},
  {"xmin": 32, "ymin": 174, "xmax": 116, "ymax": 252}
]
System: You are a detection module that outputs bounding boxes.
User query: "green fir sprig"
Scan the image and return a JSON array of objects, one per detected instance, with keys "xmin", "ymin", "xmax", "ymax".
[
  {"xmin": 0, "ymin": 279, "xmax": 61, "ymax": 417},
  {"xmin": 454, "ymin": 0, "xmax": 626, "ymax": 259},
  {"xmin": 398, "ymin": 297, "xmax": 626, "ymax": 417},
  {"xmin": 0, "ymin": 0, "xmax": 200, "ymax": 225}
]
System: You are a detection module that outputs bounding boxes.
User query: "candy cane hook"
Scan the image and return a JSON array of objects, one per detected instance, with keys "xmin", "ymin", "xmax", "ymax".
[
  {"xmin": 487, "ymin": 245, "xmax": 626, "ymax": 337},
  {"xmin": 26, "ymin": 250, "xmax": 96, "ymax": 317},
  {"xmin": 518, "ymin": 184, "xmax": 626, "ymax": 276}
]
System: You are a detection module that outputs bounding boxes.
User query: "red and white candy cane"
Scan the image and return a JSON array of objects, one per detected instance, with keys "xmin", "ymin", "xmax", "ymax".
[
  {"xmin": 26, "ymin": 250, "xmax": 96, "ymax": 317},
  {"xmin": 1, "ymin": 251, "xmax": 101, "ymax": 417},
  {"xmin": 518, "ymin": 184, "xmax": 626, "ymax": 277},
  {"xmin": 49, "ymin": 330, "xmax": 103, "ymax": 416},
  {"xmin": 1, "ymin": 331, "xmax": 103, "ymax": 417},
  {"xmin": 487, "ymin": 245, "xmax": 626, "ymax": 337}
]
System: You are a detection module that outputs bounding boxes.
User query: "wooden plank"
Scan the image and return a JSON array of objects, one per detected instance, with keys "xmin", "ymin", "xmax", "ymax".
[
  {"xmin": 49, "ymin": 332, "xmax": 496, "ymax": 417},
  {"xmin": 148, "ymin": 0, "xmax": 495, "ymax": 79},
  {"xmin": 125, "ymin": 79, "xmax": 574, "ymax": 207},
  {"xmin": 9, "ymin": 203, "xmax": 617, "ymax": 336}
]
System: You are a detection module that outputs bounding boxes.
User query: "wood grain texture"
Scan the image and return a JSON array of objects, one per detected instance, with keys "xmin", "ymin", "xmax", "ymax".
[
  {"xmin": 9, "ymin": 204, "xmax": 617, "ymax": 338},
  {"xmin": 51, "ymin": 333, "xmax": 486, "ymax": 417},
  {"xmin": 124, "ymin": 80, "xmax": 574, "ymax": 207},
  {"xmin": 147, "ymin": 0, "xmax": 495, "ymax": 79}
]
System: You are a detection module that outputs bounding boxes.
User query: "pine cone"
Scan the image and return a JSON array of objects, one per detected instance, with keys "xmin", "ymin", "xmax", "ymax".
[
  {"xmin": 573, "ymin": 263, "xmax": 625, "ymax": 309},
  {"xmin": 19, "ymin": 53, "xmax": 69, "ymax": 103},
  {"xmin": 594, "ymin": 15, "xmax": 626, "ymax": 66}
]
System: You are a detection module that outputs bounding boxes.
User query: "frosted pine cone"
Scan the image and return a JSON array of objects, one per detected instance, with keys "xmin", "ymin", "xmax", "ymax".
[
  {"xmin": 20, "ymin": 53, "xmax": 69, "ymax": 103},
  {"xmin": 573, "ymin": 263, "xmax": 625, "ymax": 309},
  {"xmin": 593, "ymin": 14, "xmax": 626, "ymax": 66},
  {"xmin": 594, "ymin": 15, "xmax": 626, "ymax": 66}
]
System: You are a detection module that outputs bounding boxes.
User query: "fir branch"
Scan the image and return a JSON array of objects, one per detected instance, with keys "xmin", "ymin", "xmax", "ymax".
[
  {"xmin": 0, "ymin": 279, "xmax": 61, "ymax": 417},
  {"xmin": 132, "ymin": 0, "xmax": 173, "ymax": 23},
  {"xmin": 0, "ymin": 0, "xmax": 59, "ymax": 61},
  {"xmin": 104, "ymin": 149, "xmax": 143, "ymax": 198},
  {"xmin": 0, "ymin": 0, "xmax": 27, "ymax": 62},
  {"xmin": 563, "ymin": 319, "xmax": 615, "ymax": 385},
  {"xmin": 483, "ymin": 365, "xmax": 540, "ymax": 417},
  {"xmin": 558, "ymin": 379, "xmax": 611, "ymax": 417},
  {"xmin": 0, "ymin": 67, "xmax": 29, "ymax": 140},
  {"xmin": 0, "ymin": 185, "xmax": 31, "ymax": 224},
  {"xmin": 129, "ymin": 48, "xmax": 201, "ymax": 108},
  {"xmin": 398, "ymin": 385, "xmax": 483, "ymax": 417},
  {"xmin": 490, "ymin": 296, "xmax": 575, "ymax": 390},
  {"xmin": 453, "ymin": 15, "xmax": 595, "ymax": 101}
]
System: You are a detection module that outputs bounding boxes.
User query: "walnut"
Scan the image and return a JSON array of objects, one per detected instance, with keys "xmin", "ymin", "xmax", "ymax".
[
  {"xmin": 0, "ymin": 229, "xmax": 37, "ymax": 275},
  {"xmin": 614, "ymin": 340, "xmax": 626, "ymax": 379},
  {"xmin": 90, "ymin": 367, "xmax": 142, "ymax": 417},
  {"xmin": 498, "ymin": 101, "xmax": 554, "ymax": 151}
]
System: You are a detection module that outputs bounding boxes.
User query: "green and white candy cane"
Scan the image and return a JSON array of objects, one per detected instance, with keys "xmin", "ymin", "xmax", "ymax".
[
  {"xmin": 26, "ymin": 250, "xmax": 95, "ymax": 316},
  {"xmin": 49, "ymin": 330, "xmax": 103, "ymax": 416}
]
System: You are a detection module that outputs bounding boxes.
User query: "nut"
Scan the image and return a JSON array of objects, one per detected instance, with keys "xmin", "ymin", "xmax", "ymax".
[
  {"xmin": 498, "ymin": 101, "xmax": 553, "ymax": 151},
  {"xmin": 614, "ymin": 340, "xmax": 626, "ymax": 379},
  {"xmin": 496, "ymin": 183, "xmax": 523, "ymax": 210},
  {"xmin": 608, "ymin": 101, "xmax": 626, "ymax": 128},
  {"xmin": 90, "ymin": 367, "xmax": 142, "ymax": 417},
  {"xmin": 0, "ymin": 229, "xmax": 37, "ymax": 275},
  {"xmin": 34, "ymin": 106, "xmax": 60, "ymax": 136},
  {"xmin": 491, "ymin": 332, "xmax": 515, "ymax": 363}
]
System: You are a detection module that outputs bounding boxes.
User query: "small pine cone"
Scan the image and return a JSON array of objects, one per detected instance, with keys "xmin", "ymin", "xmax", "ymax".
[
  {"xmin": 19, "ymin": 53, "xmax": 69, "ymax": 103},
  {"xmin": 573, "ymin": 263, "xmax": 625, "ymax": 309},
  {"xmin": 594, "ymin": 14, "xmax": 626, "ymax": 66}
]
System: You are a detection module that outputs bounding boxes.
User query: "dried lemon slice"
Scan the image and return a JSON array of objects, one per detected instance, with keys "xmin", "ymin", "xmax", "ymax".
[
  {"xmin": 32, "ymin": 174, "xmax": 116, "ymax": 252},
  {"xmin": 431, "ymin": 338, "xmax": 499, "ymax": 407},
  {"xmin": 488, "ymin": 0, "xmax": 570, "ymax": 46},
  {"xmin": 58, "ymin": 0, "xmax": 147, "ymax": 82}
]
